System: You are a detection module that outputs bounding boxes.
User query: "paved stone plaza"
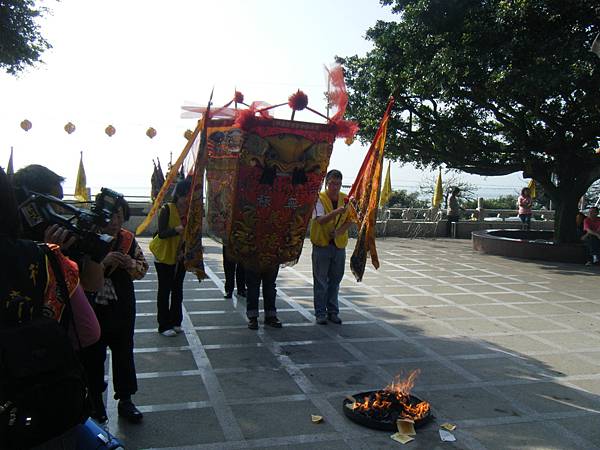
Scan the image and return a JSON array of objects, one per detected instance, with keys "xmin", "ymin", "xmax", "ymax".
[{"xmin": 104, "ymin": 237, "xmax": 600, "ymax": 449}]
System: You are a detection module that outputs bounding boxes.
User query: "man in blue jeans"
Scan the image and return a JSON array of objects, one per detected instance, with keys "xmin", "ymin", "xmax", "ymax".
[{"xmin": 310, "ymin": 170, "xmax": 353, "ymax": 325}]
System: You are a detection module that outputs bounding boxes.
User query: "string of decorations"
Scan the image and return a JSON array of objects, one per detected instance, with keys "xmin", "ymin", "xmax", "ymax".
[{"xmin": 18, "ymin": 120, "xmax": 175, "ymax": 140}]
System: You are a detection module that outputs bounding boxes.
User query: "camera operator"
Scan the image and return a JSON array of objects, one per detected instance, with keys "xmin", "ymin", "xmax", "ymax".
[
  {"xmin": 80, "ymin": 191, "xmax": 148, "ymax": 425},
  {"xmin": 12, "ymin": 164, "xmax": 104, "ymax": 293},
  {"xmin": 0, "ymin": 167, "xmax": 100, "ymax": 449}
]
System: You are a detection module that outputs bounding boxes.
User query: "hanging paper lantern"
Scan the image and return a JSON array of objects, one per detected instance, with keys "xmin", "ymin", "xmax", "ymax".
[
  {"xmin": 20, "ymin": 119, "xmax": 32, "ymax": 131},
  {"xmin": 344, "ymin": 136, "xmax": 355, "ymax": 146},
  {"xmin": 64, "ymin": 122, "xmax": 76, "ymax": 134},
  {"xmin": 146, "ymin": 127, "xmax": 157, "ymax": 139},
  {"xmin": 105, "ymin": 125, "xmax": 116, "ymax": 137},
  {"xmin": 184, "ymin": 129, "xmax": 193, "ymax": 140}
]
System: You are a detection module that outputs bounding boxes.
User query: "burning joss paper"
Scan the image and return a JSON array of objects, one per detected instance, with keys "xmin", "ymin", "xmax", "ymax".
[{"xmin": 390, "ymin": 433, "xmax": 414, "ymax": 444}]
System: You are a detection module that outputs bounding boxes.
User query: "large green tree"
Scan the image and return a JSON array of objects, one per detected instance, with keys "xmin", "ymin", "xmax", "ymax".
[
  {"xmin": 0, "ymin": 0, "xmax": 52, "ymax": 75},
  {"xmin": 339, "ymin": 0, "xmax": 600, "ymax": 243}
]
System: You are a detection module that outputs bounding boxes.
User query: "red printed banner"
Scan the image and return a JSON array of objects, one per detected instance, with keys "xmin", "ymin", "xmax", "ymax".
[
  {"xmin": 227, "ymin": 119, "xmax": 336, "ymax": 271},
  {"xmin": 205, "ymin": 122, "xmax": 244, "ymax": 242}
]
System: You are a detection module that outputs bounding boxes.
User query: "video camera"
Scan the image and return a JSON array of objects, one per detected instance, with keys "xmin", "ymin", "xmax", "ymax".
[{"xmin": 17, "ymin": 188, "xmax": 125, "ymax": 263}]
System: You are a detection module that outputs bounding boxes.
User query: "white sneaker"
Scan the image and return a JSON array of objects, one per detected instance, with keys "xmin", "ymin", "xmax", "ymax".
[
  {"xmin": 173, "ymin": 326, "xmax": 183, "ymax": 333},
  {"xmin": 160, "ymin": 329, "xmax": 177, "ymax": 337}
]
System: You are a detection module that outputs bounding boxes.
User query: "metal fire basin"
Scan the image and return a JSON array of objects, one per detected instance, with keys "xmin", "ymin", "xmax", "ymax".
[{"xmin": 342, "ymin": 391, "xmax": 433, "ymax": 431}]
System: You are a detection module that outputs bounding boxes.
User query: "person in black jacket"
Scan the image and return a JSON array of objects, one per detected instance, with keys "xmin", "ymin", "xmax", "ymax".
[{"xmin": 81, "ymin": 193, "xmax": 148, "ymax": 425}]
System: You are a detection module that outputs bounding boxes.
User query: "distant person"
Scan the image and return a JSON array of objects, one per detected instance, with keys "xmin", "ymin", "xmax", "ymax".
[
  {"xmin": 222, "ymin": 245, "xmax": 246, "ymax": 299},
  {"xmin": 82, "ymin": 193, "xmax": 148, "ymax": 425},
  {"xmin": 310, "ymin": 169, "xmax": 352, "ymax": 325},
  {"xmin": 518, "ymin": 187, "xmax": 533, "ymax": 231},
  {"xmin": 582, "ymin": 206, "xmax": 600, "ymax": 265},
  {"xmin": 446, "ymin": 187, "xmax": 461, "ymax": 237},
  {"xmin": 149, "ymin": 179, "xmax": 191, "ymax": 337},
  {"xmin": 576, "ymin": 208, "xmax": 587, "ymax": 238}
]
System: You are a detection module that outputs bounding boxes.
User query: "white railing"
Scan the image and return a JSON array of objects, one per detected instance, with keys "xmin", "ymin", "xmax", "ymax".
[{"xmin": 385, "ymin": 207, "xmax": 555, "ymax": 222}]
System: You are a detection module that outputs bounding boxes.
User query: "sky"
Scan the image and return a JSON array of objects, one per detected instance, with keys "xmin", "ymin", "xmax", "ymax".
[{"xmin": 0, "ymin": 0, "xmax": 528, "ymax": 200}]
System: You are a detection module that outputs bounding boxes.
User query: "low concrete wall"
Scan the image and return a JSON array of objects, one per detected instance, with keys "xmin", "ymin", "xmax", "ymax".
[{"xmin": 472, "ymin": 229, "xmax": 587, "ymax": 264}]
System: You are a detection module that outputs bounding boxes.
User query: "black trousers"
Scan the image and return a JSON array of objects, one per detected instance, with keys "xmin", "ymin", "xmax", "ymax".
[
  {"xmin": 154, "ymin": 261, "xmax": 186, "ymax": 332},
  {"xmin": 80, "ymin": 304, "xmax": 137, "ymax": 400},
  {"xmin": 245, "ymin": 266, "xmax": 280, "ymax": 319},
  {"xmin": 446, "ymin": 215, "xmax": 459, "ymax": 237},
  {"xmin": 223, "ymin": 246, "xmax": 245, "ymax": 295},
  {"xmin": 584, "ymin": 235, "xmax": 600, "ymax": 258}
]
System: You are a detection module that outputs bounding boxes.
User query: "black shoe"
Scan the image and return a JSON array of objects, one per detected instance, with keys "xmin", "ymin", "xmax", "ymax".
[
  {"xmin": 224, "ymin": 291, "xmax": 233, "ymax": 299},
  {"xmin": 89, "ymin": 393, "xmax": 108, "ymax": 424},
  {"xmin": 316, "ymin": 316, "xmax": 328, "ymax": 325},
  {"xmin": 90, "ymin": 407, "xmax": 108, "ymax": 424},
  {"xmin": 327, "ymin": 313, "xmax": 342, "ymax": 324},
  {"xmin": 248, "ymin": 317, "xmax": 259, "ymax": 330},
  {"xmin": 118, "ymin": 399, "xmax": 143, "ymax": 423},
  {"xmin": 265, "ymin": 316, "xmax": 283, "ymax": 328}
]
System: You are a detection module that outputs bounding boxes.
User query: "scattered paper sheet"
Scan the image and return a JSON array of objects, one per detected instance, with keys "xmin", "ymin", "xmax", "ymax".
[
  {"xmin": 311, "ymin": 414, "xmax": 323, "ymax": 424},
  {"xmin": 396, "ymin": 419, "xmax": 416, "ymax": 436},
  {"xmin": 391, "ymin": 432, "xmax": 414, "ymax": 444},
  {"xmin": 440, "ymin": 422, "xmax": 456, "ymax": 431},
  {"xmin": 439, "ymin": 429, "xmax": 456, "ymax": 442}
]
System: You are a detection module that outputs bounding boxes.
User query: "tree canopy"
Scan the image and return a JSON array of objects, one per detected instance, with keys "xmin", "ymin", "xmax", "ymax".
[
  {"xmin": 339, "ymin": 0, "xmax": 600, "ymax": 242},
  {"xmin": 0, "ymin": 0, "xmax": 52, "ymax": 75}
]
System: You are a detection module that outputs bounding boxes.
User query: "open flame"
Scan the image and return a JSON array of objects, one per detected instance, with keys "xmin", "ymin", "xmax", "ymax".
[{"xmin": 351, "ymin": 370, "xmax": 430, "ymax": 421}]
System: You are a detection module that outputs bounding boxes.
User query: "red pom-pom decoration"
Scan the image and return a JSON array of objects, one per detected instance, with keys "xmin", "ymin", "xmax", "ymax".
[
  {"xmin": 235, "ymin": 108, "xmax": 258, "ymax": 131},
  {"xmin": 234, "ymin": 91, "xmax": 244, "ymax": 104},
  {"xmin": 288, "ymin": 90, "xmax": 308, "ymax": 111}
]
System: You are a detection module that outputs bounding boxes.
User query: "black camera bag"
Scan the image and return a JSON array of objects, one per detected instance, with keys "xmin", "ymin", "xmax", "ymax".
[{"xmin": 0, "ymin": 241, "xmax": 87, "ymax": 449}]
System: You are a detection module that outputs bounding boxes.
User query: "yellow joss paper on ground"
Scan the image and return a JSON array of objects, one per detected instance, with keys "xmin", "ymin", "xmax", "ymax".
[
  {"xmin": 390, "ymin": 432, "xmax": 414, "ymax": 444},
  {"xmin": 396, "ymin": 418, "xmax": 416, "ymax": 436},
  {"xmin": 441, "ymin": 422, "xmax": 456, "ymax": 431}
]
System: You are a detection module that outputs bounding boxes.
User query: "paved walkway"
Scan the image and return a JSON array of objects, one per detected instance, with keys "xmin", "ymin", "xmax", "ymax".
[{"xmin": 105, "ymin": 237, "xmax": 600, "ymax": 449}]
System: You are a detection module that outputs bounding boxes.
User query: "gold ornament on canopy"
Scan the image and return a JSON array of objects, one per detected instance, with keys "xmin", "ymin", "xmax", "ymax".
[
  {"xmin": 105, "ymin": 125, "xmax": 116, "ymax": 137},
  {"xmin": 146, "ymin": 127, "xmax": 157, "ymax": 139},
  {"xmin": 20, "ymin": 119, "xmax": 32, "ymax": 131},
  {"xmin": 64, "ymin": 122, "xmax": 76, "ymax": 134},
  {"xmin": 184, "ymin": 129, "xmax": 193, "ymax": 140}
]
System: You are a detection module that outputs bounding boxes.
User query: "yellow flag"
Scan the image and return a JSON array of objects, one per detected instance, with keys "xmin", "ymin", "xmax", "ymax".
[
  {"xmin": 74, "ymin": 151, "xmax": 89, "ymax": 201},
  {"xmin": 527, "ymin": 179, "xmax": 536, "ymax": 199},
  {"xmin": 379, "ymin": 161, "xmax": 392, "ymax": 208},
  {"xmin": 432, "ymin": 168, "xmax": 443, "ymax": 207},
  {"xmin": 348, "ymin": 97, "xmax": 394, "ymax": 281}
]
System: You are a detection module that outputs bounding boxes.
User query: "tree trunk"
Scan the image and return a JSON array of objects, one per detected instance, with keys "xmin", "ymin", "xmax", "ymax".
[{"xmin": 553, "ymin": 191, "xmax": 581, "ymax": 244}]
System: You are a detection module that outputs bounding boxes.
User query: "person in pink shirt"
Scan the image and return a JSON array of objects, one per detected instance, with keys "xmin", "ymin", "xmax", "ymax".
[
  {"xmin": 517, "ymin": 187, "xmax": 533, "ymax": 231},
  {"xmin": 582, "ymin": 206, "xmax": 600, "ymax": 265}
]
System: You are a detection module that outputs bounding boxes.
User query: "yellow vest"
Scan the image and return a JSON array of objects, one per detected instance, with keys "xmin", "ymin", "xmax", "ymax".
[
  {"xmin": 310, "ymin": 192, "xmax": 349, "ymax": 248},
  {"xmin": 149, "ymin": 203, "xmax": 181, "ymax": 264}
]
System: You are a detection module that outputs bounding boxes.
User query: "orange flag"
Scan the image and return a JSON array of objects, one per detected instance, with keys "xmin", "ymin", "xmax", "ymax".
[{"xmin": 347, "ymin": 98, "xmax": 394, "ymax": 281}]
